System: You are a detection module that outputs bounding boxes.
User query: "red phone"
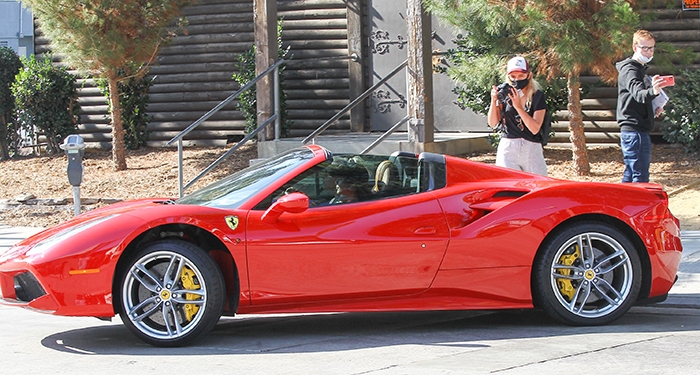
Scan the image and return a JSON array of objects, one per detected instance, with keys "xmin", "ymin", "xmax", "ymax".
[{"xmin": 659, "ymin": 75, "xmax": 675, "ymax": 86}]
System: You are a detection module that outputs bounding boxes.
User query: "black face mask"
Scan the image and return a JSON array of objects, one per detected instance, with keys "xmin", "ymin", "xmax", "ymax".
[{"xmin": 512, "ymin": 78, "xmax": 530, "ymax": 90}]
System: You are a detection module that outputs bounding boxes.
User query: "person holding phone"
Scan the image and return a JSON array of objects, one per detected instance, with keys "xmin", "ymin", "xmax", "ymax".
[
  {"xmin": 487, "ymin": 56, "xmax": 548, "ymax": 176},
  {"xmin": 615, "ymin": 29, "xmax": 674, "ymax": 183}
]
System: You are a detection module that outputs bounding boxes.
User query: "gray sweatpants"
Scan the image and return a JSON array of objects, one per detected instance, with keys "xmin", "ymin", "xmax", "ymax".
[{"xmin": 496, "ymin": 138, "xmax": 548, "ymax": 176}]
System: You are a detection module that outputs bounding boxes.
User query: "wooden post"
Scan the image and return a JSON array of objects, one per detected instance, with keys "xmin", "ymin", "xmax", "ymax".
[
  {"xmin": 347, "ymin": 0, "xmax": 366, "ymax": 132},
  {"xmin": 405, "ymin": 0, "xmax": 434, "ymax": 146},
  {"xmin": 254, "ymin": 0, "xmax": 278, "ymax": 141}
]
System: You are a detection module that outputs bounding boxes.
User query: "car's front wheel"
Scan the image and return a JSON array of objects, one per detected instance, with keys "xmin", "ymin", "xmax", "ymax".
[
  {"xmin": 119, "ymin": 240, "xmax": 225, "ymax": 346},
  {"xmin": 533, "ymin": 222, "xmax": 642, "ymax": 326}
]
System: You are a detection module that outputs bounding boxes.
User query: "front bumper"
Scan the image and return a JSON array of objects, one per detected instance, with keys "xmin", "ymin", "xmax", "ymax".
[{"xmin": 0, "ymin": 268, "xmax": 59, "ymax": 313}]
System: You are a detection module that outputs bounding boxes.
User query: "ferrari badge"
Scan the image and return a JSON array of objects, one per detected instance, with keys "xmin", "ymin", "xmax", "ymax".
[{"xmin": 225, "ymin": 215, "xmax": 239, "ymax": 231}]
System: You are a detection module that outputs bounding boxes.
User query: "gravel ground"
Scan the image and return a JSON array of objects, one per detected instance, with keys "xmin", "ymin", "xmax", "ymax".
[{"xmin": 0, "ymin": 142, "xmax": 698, "ymax": 229}]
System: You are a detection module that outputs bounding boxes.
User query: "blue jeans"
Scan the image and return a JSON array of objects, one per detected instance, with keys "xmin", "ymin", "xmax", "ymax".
[{"xmin": 620, "ymin": 130, "xmax": 651, "ymax": 183}]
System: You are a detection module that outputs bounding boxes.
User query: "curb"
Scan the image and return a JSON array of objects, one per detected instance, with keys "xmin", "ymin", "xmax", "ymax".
[
  {"xmin": 669, "ymin": 179, "xmax": 700, "ymax": 197},
  {"xmin": 0, "ymin": 197, "xmax": 123, "ymax": 209}
]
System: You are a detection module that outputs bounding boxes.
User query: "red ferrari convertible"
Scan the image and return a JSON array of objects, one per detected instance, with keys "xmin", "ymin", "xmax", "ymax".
[{"xmin": 0, "ymin": 145, "xmax": 683, "ymax": 346}]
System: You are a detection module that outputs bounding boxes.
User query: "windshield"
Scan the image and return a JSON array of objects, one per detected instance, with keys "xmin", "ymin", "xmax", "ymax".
[{"xmin": 177, "ymin": 147, "xmax": 317, "ymax": 208}]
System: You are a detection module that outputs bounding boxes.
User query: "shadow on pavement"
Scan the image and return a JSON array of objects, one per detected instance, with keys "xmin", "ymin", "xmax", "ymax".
[{"xmin": 41, "ymin": 308, "xmax": 700, "ymax": 355}]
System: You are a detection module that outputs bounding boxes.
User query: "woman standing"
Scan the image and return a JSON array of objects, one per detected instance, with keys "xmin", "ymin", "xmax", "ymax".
[{"xmin": 487, "ymin": 56, "xmax": 548, "ymax": 176}]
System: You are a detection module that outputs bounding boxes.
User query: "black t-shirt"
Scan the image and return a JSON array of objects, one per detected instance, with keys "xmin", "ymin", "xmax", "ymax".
[{"xmin": 501, "ymin": 89, "xmax": 546, "ymax": 143}]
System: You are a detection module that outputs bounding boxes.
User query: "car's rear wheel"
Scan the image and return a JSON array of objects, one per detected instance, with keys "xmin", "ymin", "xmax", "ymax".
[
  {"xmin": 119, "ymin": 240, "xmax": 225, "ymax": 347},
  {"xmin": 533, "ymin": 222, "xmax": 642, "ymax": 326}
]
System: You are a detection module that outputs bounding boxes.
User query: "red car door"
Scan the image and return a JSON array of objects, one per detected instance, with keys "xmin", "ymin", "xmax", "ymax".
[{"xmin": 244, "ymin": 193, "xmax": 450, "ymax": 306}]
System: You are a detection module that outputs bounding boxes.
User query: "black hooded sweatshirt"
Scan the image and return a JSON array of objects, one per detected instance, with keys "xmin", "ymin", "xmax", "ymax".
[{"xmin": 616, "ymin": 57, "xmax": 658, "ymax": 132}]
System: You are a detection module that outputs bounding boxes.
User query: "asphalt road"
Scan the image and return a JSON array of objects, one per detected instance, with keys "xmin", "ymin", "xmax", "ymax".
[{"xmin": 1, "ymin": 228, "xmax": 699, "ymax": 374}]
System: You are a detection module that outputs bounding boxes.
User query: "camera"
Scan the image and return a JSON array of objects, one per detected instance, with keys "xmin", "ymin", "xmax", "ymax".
[{"xmin": 496, "ymin": 83, "xmax": 513, "ymax": 103}]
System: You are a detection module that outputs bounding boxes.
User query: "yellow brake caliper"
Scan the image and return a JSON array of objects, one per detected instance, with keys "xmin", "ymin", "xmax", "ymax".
[
  {"xmin": 180, "ymin": 267, "xmax": 201, "ymax": 321},
  {"xmin": 556, "ymin": 245, "xmax": 581, "ymax": 301}
]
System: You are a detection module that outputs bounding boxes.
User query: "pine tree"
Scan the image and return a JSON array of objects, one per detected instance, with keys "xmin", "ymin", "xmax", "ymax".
[
  {"xmin": 424, "ymin": 0, "xmax": 665, "ymax": 175},
  {"xmin": 24, "ymin": 0, "xmax": 189, "ymax": 170}
]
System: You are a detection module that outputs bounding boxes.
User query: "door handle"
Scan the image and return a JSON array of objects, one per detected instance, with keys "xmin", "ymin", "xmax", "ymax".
[{"xmin": 414, "ymin": 227, "xmax": 437, "ymax": 235}]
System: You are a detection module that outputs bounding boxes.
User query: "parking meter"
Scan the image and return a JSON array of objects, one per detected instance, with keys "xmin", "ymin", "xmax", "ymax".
[{"xmin": 60, "ymin": 135, "xmax": 85, "ymax": 215}]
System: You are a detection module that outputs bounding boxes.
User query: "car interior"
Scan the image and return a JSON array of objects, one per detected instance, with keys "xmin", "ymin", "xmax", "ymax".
[{"xmin": 254, "ymin": 151, "xmax": 447, "ymax": 210}]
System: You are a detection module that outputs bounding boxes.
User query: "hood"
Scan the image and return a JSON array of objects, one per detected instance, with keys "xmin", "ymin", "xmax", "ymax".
[
  {"xmin": 616, "ymin": 57, "xmax": 644, "ymax": 72},
  {"xmin": 2, "ymin": 199, "xmax": 167, "ymax": 254},
  {"xmin": 55, "ymin": 198, "xmax": 174, "ymax": 229}
]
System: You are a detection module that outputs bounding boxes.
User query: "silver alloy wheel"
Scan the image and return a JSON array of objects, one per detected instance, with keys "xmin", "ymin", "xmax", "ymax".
[
  {"xmin": 549, "ymin": 232, "xmax": 634, "ymax": 319},
  {"xmin": 122, "ymin": 250, "xmax": 208, "ymax": 341}
]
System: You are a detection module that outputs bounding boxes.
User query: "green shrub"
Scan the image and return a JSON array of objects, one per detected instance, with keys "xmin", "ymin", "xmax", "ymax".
[
  {"xmin": 0, "ymin": 47, "xmax": 23, "ymax": 159},
  {"xmin": 662, "ymin": 69, "xmax": 700, "ymax": 153},
  {"xmin": 232, "ymin": 21, "xmax": 292, "ymax": 139},
  {"xmin": 232, "ymin": 46, "xmax": 258, "ymax": 136},
  {"xmin": 12, "ymin": 55, "xmax": 80, "ymax": 154},
  {"xmin": 97, "ymin": 72, "xmax": 153, "ymax": 149}
]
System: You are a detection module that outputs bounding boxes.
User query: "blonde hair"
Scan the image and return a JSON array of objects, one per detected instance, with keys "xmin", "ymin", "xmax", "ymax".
[{"xmin": 633, "ymin": 30, "xmax": 655, "ymax": 45}]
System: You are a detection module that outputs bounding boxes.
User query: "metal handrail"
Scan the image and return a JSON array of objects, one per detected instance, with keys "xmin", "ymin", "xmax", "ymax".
[
  {"xmin": 302, "ymin": 59, "xmax": 408, "ymax": 145},
  {"xmin": 166, "ymin": 59, "xmax": 285, "ymax": 147},
  {"xmin": 361, "ymin": 115, "xmax": 410, "ymax": 154},
  {"xmin": 167, "ymin": 59, "xmax": 285, "ymax": 197}
]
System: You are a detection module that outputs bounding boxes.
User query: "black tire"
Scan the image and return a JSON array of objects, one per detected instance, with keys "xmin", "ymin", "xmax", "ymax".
[
  {"xmin": 118, "ymin": 240, "xmax": 225, "ymax": 347},
  {"xmin": 533, "ymin": 222, "xmax": 642, "ymax": 326}
]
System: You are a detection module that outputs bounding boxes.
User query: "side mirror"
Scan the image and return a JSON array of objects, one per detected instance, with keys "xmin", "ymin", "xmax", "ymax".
[{"xmin": 261, "ymin": 192, "xmax": 309, "ymax": 223}]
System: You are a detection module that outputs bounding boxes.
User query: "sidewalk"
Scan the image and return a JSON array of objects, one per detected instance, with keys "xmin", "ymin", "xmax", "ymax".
[
  {"xmin": 1, "ymin": 225, "xmax": 699, "ymax": 308},
  {"xmin": 661, "ymin": 230, "xmax": 700, "ymax": 307},
  {"xmin": 0, "ymin": 225, "xmax": 43, "ymax": 251}
]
